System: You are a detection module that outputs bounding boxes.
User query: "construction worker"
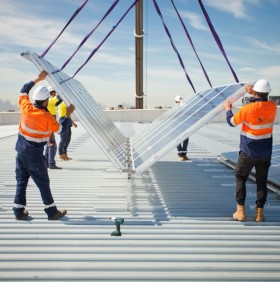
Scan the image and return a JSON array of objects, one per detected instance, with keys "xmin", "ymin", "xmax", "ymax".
[
  {"xmin": 14, "ymin": 70, "xmax": 75, "ymax": 220},
  {"xmin": 58, "ymin": 101, "xmax": 77, "ymax": 160},
  {"xmin": 223, "ymin": 79, "xmax": 277, "ymax": 222},
  {"xmin": 44, "ymin": 86, "xmax": 63, "ymax": 169},
  {"xmin": 175, "ymin": 96, "xmax": 190, "ymax": 161}
]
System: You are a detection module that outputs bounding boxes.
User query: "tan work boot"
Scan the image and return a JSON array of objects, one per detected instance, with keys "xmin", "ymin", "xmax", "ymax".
[
  {"xmin": 65, "ymin": 154, "xmax": 72, "ymax": 160},
  {"xmin": 48, "ymin": 209, "xmax": 67, "ymax": 220},
  {"xmin": 59, "ymin": 154, "xmax": 68, "ymax": 161},
  {"xmin": 233, "ymin": 204, "xmax": 246, "ymax": 221},
  {"xmin": 255, "ymin": 207, "xmax": 265, "ymax": 222},
  {"xmin": 181, "ymin": 156, "xmax": 191, "ymax": 161}
]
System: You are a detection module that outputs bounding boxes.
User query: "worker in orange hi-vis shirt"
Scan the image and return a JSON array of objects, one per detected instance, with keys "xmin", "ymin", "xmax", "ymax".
[
  {"xmin": 14, "ymin": 70, "xmax": 75, "ymax": 221},
  {"xmin": 224, "ymin": 79, "xmax": 277, "ymax": 223}
]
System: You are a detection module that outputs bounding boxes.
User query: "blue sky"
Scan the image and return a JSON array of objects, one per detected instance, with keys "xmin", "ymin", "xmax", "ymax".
[{"xmin": 0, "ymin": 0, "xmax": 279, "ymax": 108}]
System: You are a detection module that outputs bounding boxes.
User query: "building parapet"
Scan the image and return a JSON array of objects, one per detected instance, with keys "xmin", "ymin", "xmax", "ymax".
[{"xmin": 1, "ymin": 108, "xmax": 279, "ymax": 125}]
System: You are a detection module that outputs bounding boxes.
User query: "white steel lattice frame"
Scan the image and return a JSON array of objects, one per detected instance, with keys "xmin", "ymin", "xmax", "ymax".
[{"xmin": 22, "ymin": 51, "xmax": 249, "ymax": 175}]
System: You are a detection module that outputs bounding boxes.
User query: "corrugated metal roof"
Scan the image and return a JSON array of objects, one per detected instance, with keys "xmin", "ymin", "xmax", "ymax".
[{"xmin": 1, "ymin": 123, "xmax": 280, "ymax": 281}]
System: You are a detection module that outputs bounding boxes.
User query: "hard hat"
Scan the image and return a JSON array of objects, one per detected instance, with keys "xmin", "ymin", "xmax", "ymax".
[
  {"xmin": 253, "ymin": 79, "xmax": 271, "ymax": 93},
  {"xmin": 32, "ymin": 86, "xmax": 51, "ymax": 101},
  {"xmin": 175, "ymin": 95, "xmax": 183, "ymax": 102},
  {"xmin": 47, "ymin": 85, "xmax": 55, "ymax": 93}
]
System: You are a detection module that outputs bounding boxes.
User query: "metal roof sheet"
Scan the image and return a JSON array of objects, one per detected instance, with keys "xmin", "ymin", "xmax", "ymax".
[{"xmin": 1, "ymin": 123, "xmax": 280, "ymax": 281}]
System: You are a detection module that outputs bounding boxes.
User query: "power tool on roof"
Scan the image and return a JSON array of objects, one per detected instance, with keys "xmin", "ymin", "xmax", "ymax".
[{"xmin": 109, "ymin": 217, "xmax": 124, "ymax": 236}]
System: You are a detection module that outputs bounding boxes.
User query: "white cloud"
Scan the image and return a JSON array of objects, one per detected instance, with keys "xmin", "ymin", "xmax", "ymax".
[
  {"xmin": 179, "ymin": 11, "xmax": 208, "ymax": 31},
  {"xmin": 258, "ymin": 66, "xmax": 280, "ymax": 78},
  {"xmin": 249, "ymin": 39, "xmax": 280, "ymax": 54},
  {"xmin": 0, "ymin": 11, "xmax": 79, "ymax": 52},
  {"xmin": 237, "ymin": 65, "xmax": 280, "ymax": 94},
  {"xmin": 147, "ymin": 66, "xmax": 187, "ymax": 82},
  {"xmin": 205, "ymin": 0, "xmax": 260, "ymax": 19},
  {"xmin": 238, "ymin": 67, "xmax": 258, "ymax": 72},
  {"xmin": 92, "ymin": 51, "xmax": 134, "ymax": 66}
]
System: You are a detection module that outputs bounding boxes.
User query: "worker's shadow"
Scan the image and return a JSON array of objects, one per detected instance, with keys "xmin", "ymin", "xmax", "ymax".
[{"xmin": 149, "ymin": 160, "xmax": 280, "ymax": 224}]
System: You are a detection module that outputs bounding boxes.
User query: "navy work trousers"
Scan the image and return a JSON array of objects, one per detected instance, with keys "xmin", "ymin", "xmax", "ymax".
[
  {"xmin": 59, "ymin": 127, "xmax": 72, "ymax": 155},
  {"xmin": 14, "ymin": 152, "xmax": 57, "ymax": 218},
  {"xmin": 45, "ymin": 132, "xmax": 57, "ymax": 167},
  {"xmin": 177, "ymin": 138, "xmax": 189, "ymax": 157},
  {"xmin": 235, "ymin": 151, "xmax": 271, "ymax": 208}
]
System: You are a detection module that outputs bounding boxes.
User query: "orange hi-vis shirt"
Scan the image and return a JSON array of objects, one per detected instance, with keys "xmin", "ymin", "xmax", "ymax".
[
  {"xmin": 18, "ymin": 94, "xmax": 62, "ymax": 144},
  {"xmin": 230, "ymin": 100, "xmax": 276, "ymax": 140},
  {"xmin": 227, "ymin": 98, "xmax": 276, "ymax": 158}
]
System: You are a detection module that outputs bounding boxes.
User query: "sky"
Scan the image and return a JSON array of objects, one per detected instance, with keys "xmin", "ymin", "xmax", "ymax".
[{"xmin": 0, "ymin": 0, "xmax": 279, "ymax": 109}]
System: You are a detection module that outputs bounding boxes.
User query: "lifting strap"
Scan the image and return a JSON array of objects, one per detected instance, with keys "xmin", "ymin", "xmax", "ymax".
[
  {"xmin": 60, "ymin": 0, "xmax": 120, "ymax": 71},
  {"xmin": 198, "ymin": 0, "xmax": 239, "ymax": 83},
  {"xmin": 40, "ymin": 0, "xmax": 88, "ymax": 58},
  {"xmin": 171, "ymin": 0, "xmax": 212, "ymax": 88},
  {"xmin": 152, "ymin": 0, "xmax": 196, "ymax": 93},
  {"xmin": 71, "ymin": 0, "xmax": 140, "ymax": 78}
]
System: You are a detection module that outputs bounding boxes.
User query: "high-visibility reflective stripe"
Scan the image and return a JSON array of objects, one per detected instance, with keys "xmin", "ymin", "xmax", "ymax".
[
  {"xmin": 21, "ymin": 123, "xmax": 51, "ymax": 136},
  {"xmin": 45, "ymin": 202, "xmax": 56, "ymax": 209},
  {"xmin": 230, "ymin": 116, "xmax": 237, "ymax": 126},
  {"xmin": 241, "ymin": 131, "xmax": 272, "ymax": 140},
  {"xmin": 177, "ymin": 150, "xmax": 187, "ymax": 153},
  {"xmin": 57, "ymin": 124, "xmax": 63, "ymax": 134},
  {"xmin": 19, "ymin": 131, "xmax": 49, "ymax": 143},
  {"xmin": 243, "ymin": 121, "xmax": 274, "ymax": 130},
  {"xmin": 13, "ymin": 203, "xmax": 25, "ymax": 208}
]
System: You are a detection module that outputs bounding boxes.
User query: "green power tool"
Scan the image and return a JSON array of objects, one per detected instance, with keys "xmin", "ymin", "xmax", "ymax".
[{"xmin": 109, "ymin": 217, "xmax": 124, "ymax": 236}]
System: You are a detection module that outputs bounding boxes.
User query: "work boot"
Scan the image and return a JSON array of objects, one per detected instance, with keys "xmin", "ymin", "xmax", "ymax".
[
  {"xmin": 233, "ymin": 204, "xmax": 246, "ymax": 221},
  {"xmin": 48, "ymin": 164, "xmax": 62, "ymax": 169},
  {"xmin": 65, "ymin": 154, "xmax": 72, "ymax": 160},
  {"xmin": 255, "ymin": 207, "xmax": 265, "ymax": 222},
  {"xmin": 59, "ymin": 154, "xmax": 68, "ymax": 161},
  {"xmin": 15, "ymin": 209, "xmax": 29, "ymax": 220},
  {"xmin": 48, "ymin": 209, "xmax": 67, "ymax": 220},
  {"xmin": 180, "ymin": 156, "xmax": 191, "ymax": 161}
]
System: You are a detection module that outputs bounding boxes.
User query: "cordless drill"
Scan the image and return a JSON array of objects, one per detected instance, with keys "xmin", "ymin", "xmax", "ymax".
[{"xmin": 109, "ymin": 217, "xmax": 124, "ymax": 236}]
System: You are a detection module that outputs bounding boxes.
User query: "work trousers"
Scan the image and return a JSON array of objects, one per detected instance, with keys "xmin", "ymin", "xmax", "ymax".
[
  {"xmin": 14, "ymin": 152, "xmax": 57, "ymax": 217},
  {"xmin": 45, "ymin": 132, "xmax": 57, "ymax": 167},
  {"xmin": 58, "ymin": 127, "xmax": 72, "ymax": 155},
  {"xmin": 177, "ymin": 138, "xmax": 189, "ymax": 157},
  {"xmin": 235, "ymin": 151, "xmax": 271, "ymax": 208}
]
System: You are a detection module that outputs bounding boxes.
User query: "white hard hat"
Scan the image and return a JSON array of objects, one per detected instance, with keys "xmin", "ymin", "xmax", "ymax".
[
  {"xmin": 253, "ymin": 79, "xmax": 271, "ymax": 93},
  {"xmin": 47, "ymin": 85, "xmax": 55, "ymax": 93},
  {"xmin": 175, "ymin": 95, "xmax": 183, "ymax": 102},
  {"xmin": 32, "ymin": 86, "xmax": 51, "ymax": 101}
]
